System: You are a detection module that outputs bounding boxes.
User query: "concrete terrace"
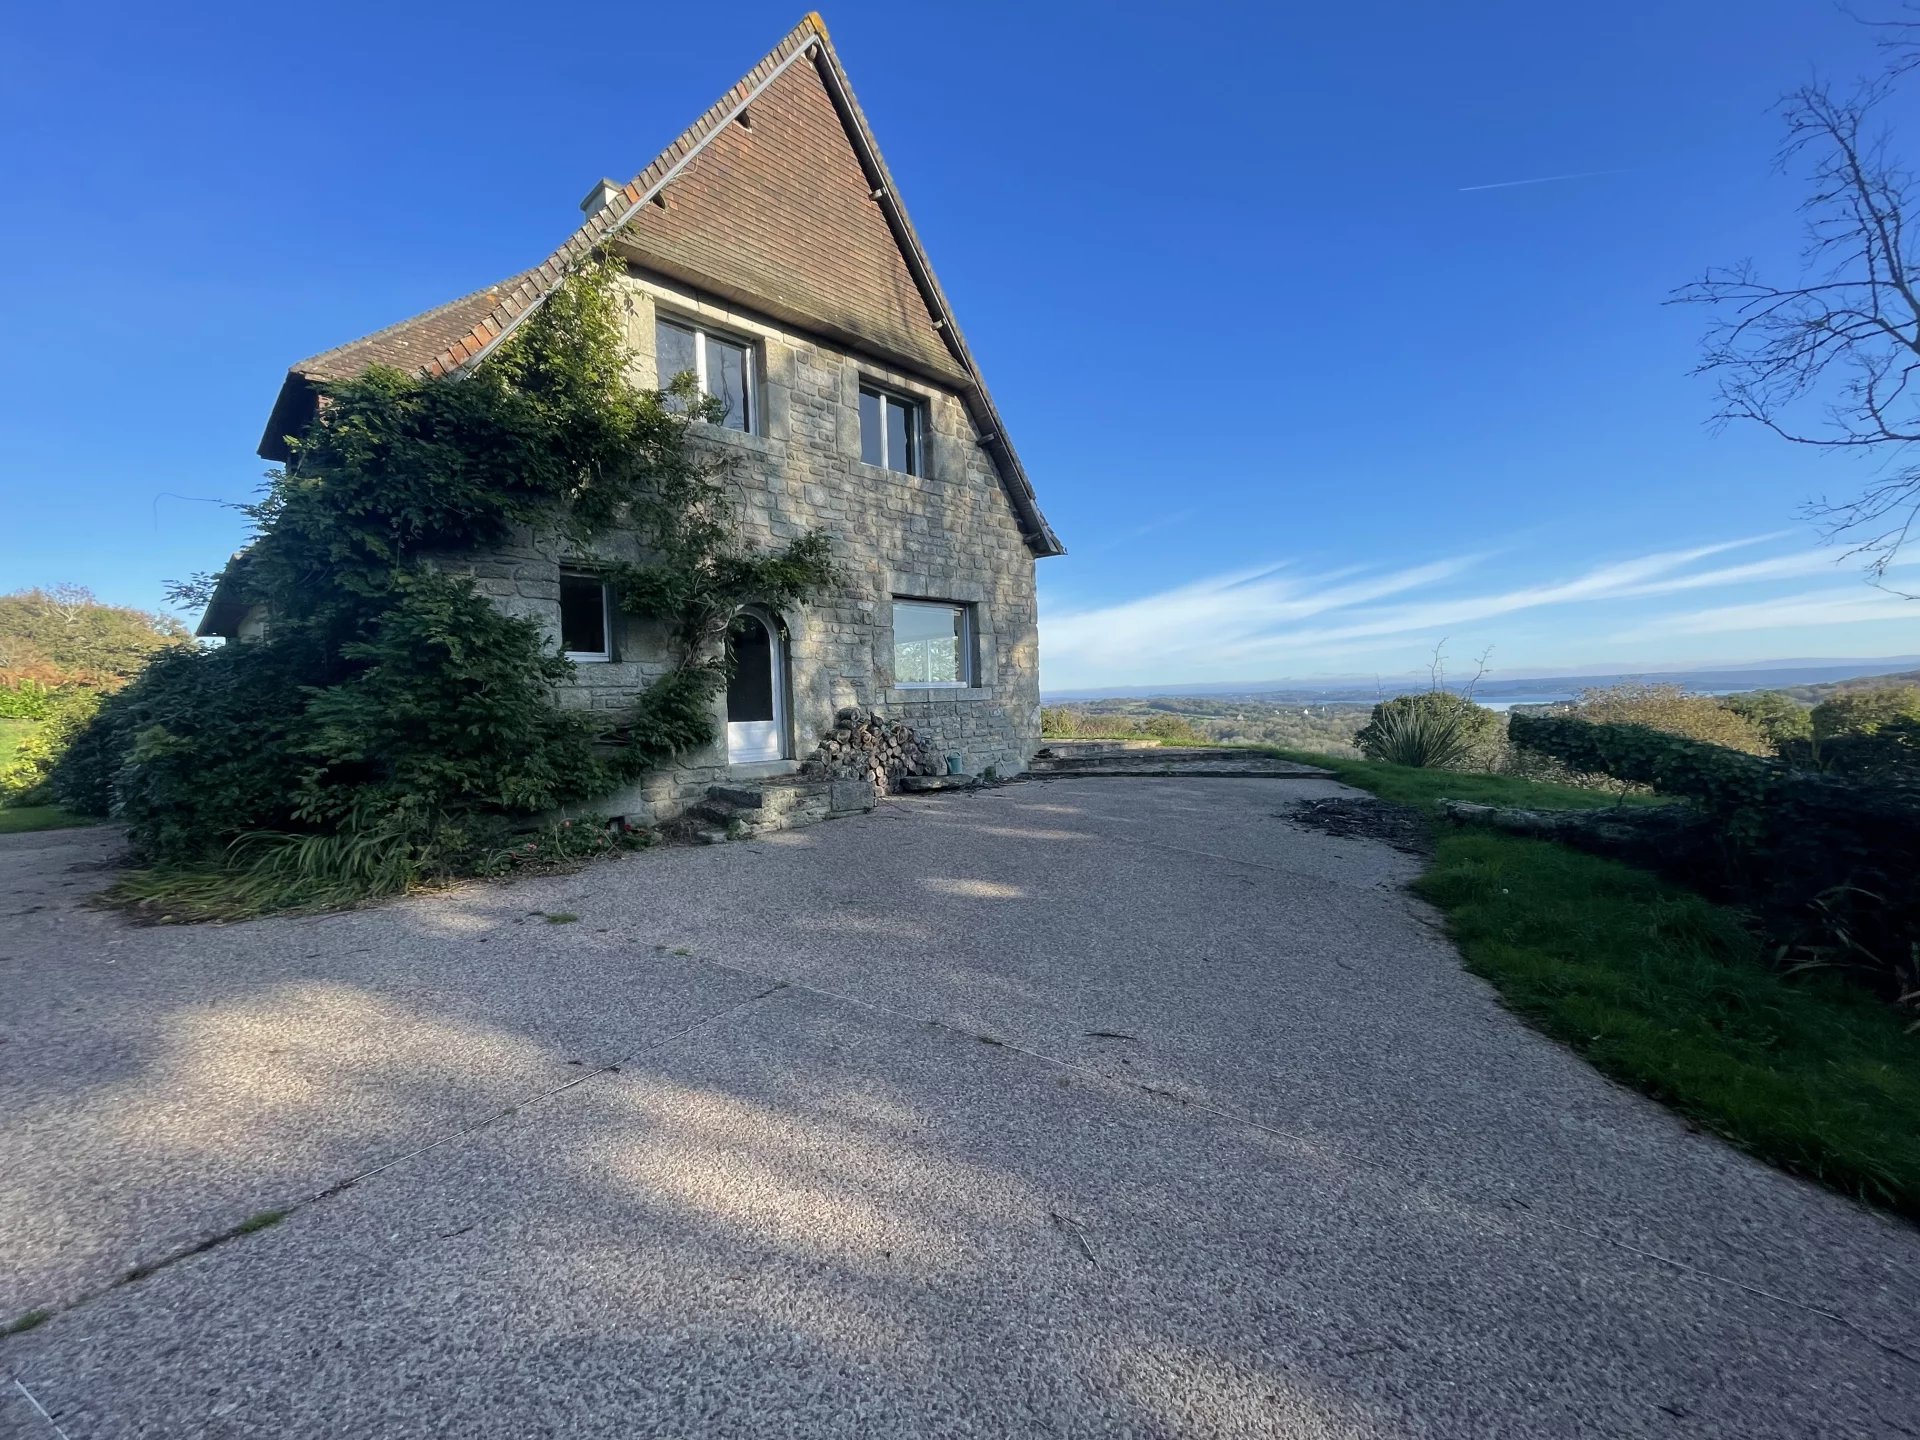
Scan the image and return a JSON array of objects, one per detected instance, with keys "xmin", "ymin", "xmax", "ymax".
[{"xmin": 1, "ymin": 779, "xmax": 1915, "ymax": 1438}]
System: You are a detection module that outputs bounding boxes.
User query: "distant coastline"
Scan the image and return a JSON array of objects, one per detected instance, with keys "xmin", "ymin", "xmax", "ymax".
[{"xmin": 1043, "ymin": 656, "xmax": 1920, "ymax": 706}]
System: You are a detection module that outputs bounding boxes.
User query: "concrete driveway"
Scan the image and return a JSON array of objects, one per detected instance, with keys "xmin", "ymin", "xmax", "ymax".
[{"xmin": 2, "ymin": 780, "xmax": 1915, "ymax": 1438}]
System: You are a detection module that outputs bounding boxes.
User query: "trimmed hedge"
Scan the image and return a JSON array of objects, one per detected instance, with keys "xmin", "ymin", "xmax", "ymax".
[{"xmin": 1509, "ymin": 714, "xmax": 1920, "ymax": 1008}]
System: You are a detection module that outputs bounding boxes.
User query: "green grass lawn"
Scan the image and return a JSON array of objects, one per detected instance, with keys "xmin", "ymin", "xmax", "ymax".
[
  {"xmin": 1259, "ymin": 747, "xmax": 1663, "ymax": 810},
  {"xmin": 1294, "ymin": 752, "xmax": 1920, "ymax": 1219},
  {"xmin": 0, "ymin": 805, "xmax": 94, "ymax": 835}
]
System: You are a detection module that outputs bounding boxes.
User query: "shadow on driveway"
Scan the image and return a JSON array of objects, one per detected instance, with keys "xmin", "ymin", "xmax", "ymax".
[{"xmin": 2, "ymin": 783, "xmax": 1915, "ymax": 1438}]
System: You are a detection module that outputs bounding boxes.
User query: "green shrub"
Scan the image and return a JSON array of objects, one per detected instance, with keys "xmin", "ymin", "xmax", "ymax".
[
  {"xmin": 1812, "ymin": 685, "xmax": 1920, "ymax": 743},
  {"xmin": 1355, "ymin": 692, "xmax": 1498, "ymax": 769},
  {"xmin": 0, "ymin": 680, "xmax": 53, "ymax": 721},
  {"xmin": 55, "ymin": 255, "xmax": 835, "ymax": 908},
  {"xmin": 1509, "ymin": 713, "xmax": 1920, "ymax": 1007},
  {"xmin": 2, "ymin": 686, "xmax": 102, "ymax": 804},
  {"xmin": 1814, "ymin": 716, "xmax": 1920, "ymax": 784},
  {"xmin": 1571, "ymin": 681, "xmax": 1770, "ymax": 754},
  {"xmin": 1719, "ymin": 689, "xmax": 1813, "ymax": 753}
]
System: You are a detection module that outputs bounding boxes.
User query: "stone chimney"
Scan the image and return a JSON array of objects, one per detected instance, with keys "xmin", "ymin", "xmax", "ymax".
[{"xmin": 578, "ymin": 178, "xmax": 625, "ymax": 220}]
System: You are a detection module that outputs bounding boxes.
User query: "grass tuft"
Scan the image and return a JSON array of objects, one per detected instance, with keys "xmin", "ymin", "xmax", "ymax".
[
  {"xmin": 0, "ymin": 805, "xmax": 95, "ymax": 835},
  {"xmin": 1262, "ymin": 747, "xmax": 1656, "ymax": 811},
  {"xmin": 4, "ymin": 1308, "xmax": 50, "ymax": 1335}
]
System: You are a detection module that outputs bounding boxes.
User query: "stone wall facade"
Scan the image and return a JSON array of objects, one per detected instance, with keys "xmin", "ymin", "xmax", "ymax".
[{"xmin": 433, "ymin": 265, "xmax": 1046, "ymax": 826}]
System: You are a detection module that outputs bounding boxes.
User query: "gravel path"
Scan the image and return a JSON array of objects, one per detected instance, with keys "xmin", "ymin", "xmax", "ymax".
[{"xmin": 2, "ymin": 782, "xmax": 1914, "ymax": 1438}]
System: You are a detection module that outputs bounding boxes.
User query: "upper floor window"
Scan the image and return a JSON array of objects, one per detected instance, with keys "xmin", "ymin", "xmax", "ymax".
[
  {"xmin": 560, "ymin": 572, "xmax": 611, "ymax": 662},
  {"xmin": 860, "ymin": 385, "xmax": 922, "ymax": 475},
  {"xmin": 656, "ymin": 317, "xmax": 754, "ymax": 432}
]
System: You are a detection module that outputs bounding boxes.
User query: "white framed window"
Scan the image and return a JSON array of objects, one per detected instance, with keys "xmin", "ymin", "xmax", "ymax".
[
  {"xmin": 860, "ymin": 385, "xmax": 922, "ymax": 475},
  {"xmin": 560, "ymin": 573, "xmax": 612, "ymax": 662},
  {"xmin": 892, "ymin": 599, "xmax": 973, "ymax": 687},
  {"xmin": 656, "ymin": 317, "xmax": 755, "ymax": 432}
]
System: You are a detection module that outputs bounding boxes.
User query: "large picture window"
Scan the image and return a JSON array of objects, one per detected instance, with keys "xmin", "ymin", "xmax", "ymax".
[
  {"xmin": 656, "ymin": 317, "xmax": 754, "ymax": 432},
  {"xmin": 560, "ymin": 573, "xmax": 611, "ymax": 661},
  {"xmin": 892, "ymin": 599, "xmax": 972, "ymax": 687}
]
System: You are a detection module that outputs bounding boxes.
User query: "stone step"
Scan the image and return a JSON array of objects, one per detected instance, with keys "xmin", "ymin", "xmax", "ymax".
[
  {"xmin": 897, "ymin": 774, "xmax": 977, "ymax": 792},
  {"xmin": 673, "ymin": 772, "xmax": 876, "ymax": 846}
]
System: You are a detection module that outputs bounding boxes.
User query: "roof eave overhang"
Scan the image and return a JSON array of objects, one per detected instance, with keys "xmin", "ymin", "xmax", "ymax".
[
  {"xmin": 257, "ymin": 372, "xmax": 316, "ymax": 463},
  {"xmin": 195, "ymin": 559, "xmax": 250, "ymax": 638}
]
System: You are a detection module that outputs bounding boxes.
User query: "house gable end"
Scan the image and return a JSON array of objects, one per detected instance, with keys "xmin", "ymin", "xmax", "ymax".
[{"xmin": 257, "ymin": 15, "xmax": 1061, "ymax": 556}]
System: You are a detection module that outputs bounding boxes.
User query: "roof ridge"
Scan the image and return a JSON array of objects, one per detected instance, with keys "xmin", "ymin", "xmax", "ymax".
[{"xmin": 409, "ymin": 16, "xmax": 826, "ymax": 381}]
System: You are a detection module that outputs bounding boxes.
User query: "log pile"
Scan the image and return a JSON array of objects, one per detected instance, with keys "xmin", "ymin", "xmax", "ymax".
[{"xmin": 803, "ymin": 706, "xmax": 944, "ymax": 796}]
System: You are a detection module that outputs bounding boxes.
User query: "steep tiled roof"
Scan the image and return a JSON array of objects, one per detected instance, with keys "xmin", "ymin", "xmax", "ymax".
[
  {"xmin": 258, "ymin": 14, "xmax": 1060, "ymax": 556},
  {"xmin": 610, "ymin": 49, "xmax": 957, "ymax": 381},
  {"xmin": 291, "ymin": 273, "xmax": 540, "ymax": 384}
]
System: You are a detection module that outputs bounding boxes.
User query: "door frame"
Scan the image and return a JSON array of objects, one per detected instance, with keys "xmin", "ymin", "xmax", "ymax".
[{"xmin": 725, "ymin": 606, "xmax": 790, "ymax": 765}]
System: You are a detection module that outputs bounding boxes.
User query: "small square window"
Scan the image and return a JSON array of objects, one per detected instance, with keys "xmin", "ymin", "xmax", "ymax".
[
  {"xmin": 892, "ymin": 599, "xmax": 972, "ymax": 687},
  {"xmin": 560, "ymin": 573, "xmax": 611, "ymax": 661},
  {"xmin": 656, "ymin": 317, "xmax": 755, "ymax": 432},
  {"xmin": 860, "ymin": 386, "xmax": 922, "ymax": 475}
]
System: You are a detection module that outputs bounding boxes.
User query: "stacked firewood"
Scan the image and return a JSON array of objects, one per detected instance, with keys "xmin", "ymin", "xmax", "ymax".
[{"xmin": 804, "ymin": 707, "xmax": 943, "ymax": 795}]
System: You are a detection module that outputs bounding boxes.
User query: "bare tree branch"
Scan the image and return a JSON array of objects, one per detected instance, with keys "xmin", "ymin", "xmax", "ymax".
[{"xmin": 1671, "ymin": 72, "xmax": 1920, "ymax": 579}]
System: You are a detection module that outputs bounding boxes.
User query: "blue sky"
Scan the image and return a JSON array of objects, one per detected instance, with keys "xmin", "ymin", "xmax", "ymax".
[{"xmin": 3, "ymin": 0, "xmax": 1917, "ymax": 690}]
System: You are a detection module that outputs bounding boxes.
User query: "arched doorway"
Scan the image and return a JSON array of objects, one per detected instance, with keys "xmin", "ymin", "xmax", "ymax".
[{"xmin": 725, "ymin": 609, "xmax": 788, "ymax": 763}]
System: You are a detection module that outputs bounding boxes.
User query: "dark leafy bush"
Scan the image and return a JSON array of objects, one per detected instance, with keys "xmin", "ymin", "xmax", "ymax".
[
  {"xmin": 1510, "ymin": 714, "xmax": 1920, "ymax": 1006},
  {"xmin": 1816, "ymin": 716, "xmax": 1920, "ymax": 784},
  {"xmin": 55, "ymin": 643, "xmax": 309, "ymax": 854},
  {"xmin": 53, "ymin": 255, "xmax": 835, "ymax": 909},
  {"xmin": 1812, "ymin": 685, "xmax": 1920, "ymax": 744},
  {"xmin": 289, "ymin": 573, "xmax": 619, "ymax": 832}
]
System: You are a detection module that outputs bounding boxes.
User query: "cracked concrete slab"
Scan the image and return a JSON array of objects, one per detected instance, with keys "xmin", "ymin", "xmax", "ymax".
[{"xmin": 2, "ymin": 781, "xmax": 1916, "ymax": 1438}]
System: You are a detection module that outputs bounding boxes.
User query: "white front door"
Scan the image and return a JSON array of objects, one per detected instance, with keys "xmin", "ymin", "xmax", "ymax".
[{"xmin": 726, "ymin": 611, "xmax": 786, "ymax": 764}]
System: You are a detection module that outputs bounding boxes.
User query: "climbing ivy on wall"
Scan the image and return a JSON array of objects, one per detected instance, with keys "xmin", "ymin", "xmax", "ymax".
[{"xmin": 57, "ymin": 254, "xmax": 837, "ymax": 913}]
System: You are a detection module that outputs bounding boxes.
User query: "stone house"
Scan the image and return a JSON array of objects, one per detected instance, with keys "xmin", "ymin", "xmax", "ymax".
[{"xmin": 200, "ymin": 15, "xmax": 1062, "ymax": 828}]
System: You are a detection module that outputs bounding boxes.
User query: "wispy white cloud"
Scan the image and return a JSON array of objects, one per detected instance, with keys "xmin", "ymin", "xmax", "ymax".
[
  {"xmin": 1606, "ymin": 587, "xmax": 1920, "ymax": 641},
  {"xmin": 1043, "ymin": 555, "xmax": 1477, "ymax": 679},
  {"xmin": 1240, "ymin": 536, "xmax": 1777, "ymax": 652},
  {"xmin": 1040, "ymin": 532, "xmax": 1915, "ymax": 688}
]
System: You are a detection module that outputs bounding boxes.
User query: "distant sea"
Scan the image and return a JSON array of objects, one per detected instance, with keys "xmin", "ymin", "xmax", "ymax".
[
  {"xmin": 1045, "ymin": 657, "xmax": 1920, "ymax": 706},
  {"xmin": 1477, "ymin": 689, "xmax": 1743, "ymax": 713}
]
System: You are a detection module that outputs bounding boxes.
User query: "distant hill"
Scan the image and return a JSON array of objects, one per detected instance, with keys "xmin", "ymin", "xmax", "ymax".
[{"xmin": 1769, "ymin": 670, "xmax": 1920, "ymax": 706}]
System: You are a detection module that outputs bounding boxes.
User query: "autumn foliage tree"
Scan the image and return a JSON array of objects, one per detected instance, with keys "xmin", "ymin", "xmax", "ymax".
[{"xmin": 0, "ymin": 586, "xmax": 188, "ymax": 690}]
